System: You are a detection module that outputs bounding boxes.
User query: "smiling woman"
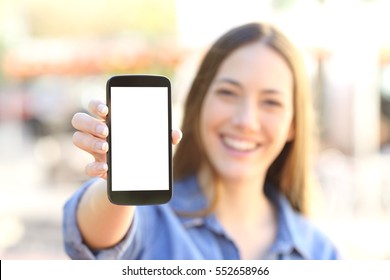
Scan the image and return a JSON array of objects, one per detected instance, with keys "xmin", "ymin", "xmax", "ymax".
[
  {"xmin": 173, "ymin": 23, "xmax": 314, "ymax": 215},
  {"xmin": 199, "ymin": 43, "xmax": 295, "ymax": 187},
  {"xmin": 64, "ymin": 22, "xmax": 340, "ymax": 260}
]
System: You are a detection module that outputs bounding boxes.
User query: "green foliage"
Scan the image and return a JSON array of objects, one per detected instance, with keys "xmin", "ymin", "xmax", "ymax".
[
  {"xmin": 25, "ymin": 0, "xmax": 176, "ymax": 38},
  {"xmin": 272, "ymin": 0, "xmax": 298, "ymax": 10}
]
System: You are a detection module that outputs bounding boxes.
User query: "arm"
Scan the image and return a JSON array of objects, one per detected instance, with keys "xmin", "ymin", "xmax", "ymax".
[
  {"xmin": 76, "ymin": 178, "xmax": 135, "ymax": 249},
  {"xmin": 72, "ymin": 100, "xmax": 133, "ymax": 249},
  {"xmin": 70, "ymin": 100, "xmax": 182, "ymax": 250}
]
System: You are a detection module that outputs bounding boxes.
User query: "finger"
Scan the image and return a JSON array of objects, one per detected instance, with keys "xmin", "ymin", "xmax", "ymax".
[
  {"xmin": 72, "ymin": 112, "xmax": 109, "ymax": 139},
  {"xmin": 72, "ymin": 132, "xmax": 107, "ymax": 163},
  {"xmin": 73, "ymin": 131, "xmax": 109, "ymax": 155},
  {"xmin": 85, "ymin": 162, "xmax": 108, "ymax": 179},
  {"xmin": 172, "ymin": 129, "xmax": 182, "ymax": 145},
  {"xmin": 88, "ymin": 99, "xmax": 108, "ymax": 119}
]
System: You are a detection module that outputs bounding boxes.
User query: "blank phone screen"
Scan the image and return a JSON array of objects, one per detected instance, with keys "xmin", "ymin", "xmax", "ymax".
[{"xmin": 110, "ymin": 86, "xmax": 169, "ymax": 191}]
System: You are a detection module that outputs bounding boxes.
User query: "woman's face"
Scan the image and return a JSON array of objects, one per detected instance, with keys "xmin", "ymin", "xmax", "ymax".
[{"xmin": 199, "ymin": 42, "xmax": 294, "ymax": 183}]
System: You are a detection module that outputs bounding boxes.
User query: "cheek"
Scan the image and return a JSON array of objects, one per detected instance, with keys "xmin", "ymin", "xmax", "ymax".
[
  {"xmin": 199, "ymin": 96, "xmax": 232, "ymax": 154},
  {"xmin": 200, "ymin": 96, "xmax": 224, "ymax": 132},
  {"xmin": 263, "ymin": 113, "xmax": 293, "ymax": 139}
]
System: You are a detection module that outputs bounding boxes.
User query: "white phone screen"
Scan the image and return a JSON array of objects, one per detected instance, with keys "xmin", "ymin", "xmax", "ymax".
[{"xmin": 110, "ymin": 86, "xmax": 169, "ymax": 191}]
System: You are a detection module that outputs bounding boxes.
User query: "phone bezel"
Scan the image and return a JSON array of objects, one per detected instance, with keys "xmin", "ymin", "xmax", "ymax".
[{"xmin": 106, "ymin": 75, "xmax": 172, "ymax": 205}]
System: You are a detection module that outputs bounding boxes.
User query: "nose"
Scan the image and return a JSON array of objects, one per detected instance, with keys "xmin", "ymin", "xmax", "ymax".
[{"xmin": 232, "ymin": 97, "xmax": 261, "ymax": 132}]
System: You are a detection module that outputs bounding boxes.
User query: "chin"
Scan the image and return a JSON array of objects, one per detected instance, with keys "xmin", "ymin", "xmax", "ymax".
[{"xmin": 217, "ymin": 168, "xmax": 256, "ymax": 182}]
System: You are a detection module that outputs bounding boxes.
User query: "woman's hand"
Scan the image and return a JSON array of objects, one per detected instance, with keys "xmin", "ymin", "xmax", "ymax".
[
  {"xmin": 72, "ymin": 100, "xmax": 110, "ymax": 179},
  {"xmin": 71, "ymin": 99, "xmax": 182, "ymax": 180}
]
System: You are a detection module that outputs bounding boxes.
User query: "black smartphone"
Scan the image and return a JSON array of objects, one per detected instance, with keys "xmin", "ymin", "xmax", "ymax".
[{"xmin": 106, "ymin": 75, "xmax": 172, "ymax": 205}]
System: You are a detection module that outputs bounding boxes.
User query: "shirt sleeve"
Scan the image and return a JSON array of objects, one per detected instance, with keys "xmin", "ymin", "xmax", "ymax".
[{"xmin": 62, "ymin": 179, "xmax": 143, "ymax": 259}]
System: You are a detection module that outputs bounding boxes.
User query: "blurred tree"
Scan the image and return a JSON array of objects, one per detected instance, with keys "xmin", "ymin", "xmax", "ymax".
[
  {"xmin": 17, "ymin": 0, "xmax": 176, "ymax": 39},
  {"xmin": 272, "ymin": 0, "xmax": 298, "ymax": 10},
  {"xmin": 0, "ymin": 0, "xmax": 181, "ymax": 79}
]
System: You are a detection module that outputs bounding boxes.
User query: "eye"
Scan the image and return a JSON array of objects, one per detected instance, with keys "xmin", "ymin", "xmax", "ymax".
[
  {"xmin": 216, "ymin": 88, "xmax": 236, "ymax": 96},
  {"xmin": 262, "ymin": 99, "xmax": 282, "ymax": 107}
]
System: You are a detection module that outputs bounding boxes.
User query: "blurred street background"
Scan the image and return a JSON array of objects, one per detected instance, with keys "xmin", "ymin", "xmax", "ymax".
[{"xmin": 1, "ymin": 0, "xmax": 390, "ymax": 259}]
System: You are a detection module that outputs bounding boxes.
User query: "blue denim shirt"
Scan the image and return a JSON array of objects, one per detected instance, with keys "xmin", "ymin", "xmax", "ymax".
[{"xmin": 63, "ymin": 176, "xmax": 340, "ymax": 260}]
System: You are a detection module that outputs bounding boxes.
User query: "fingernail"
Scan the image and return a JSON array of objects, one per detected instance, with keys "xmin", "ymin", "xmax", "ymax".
[
  {"xmin": 96, "ymin": 125, "xmax": 108, "ymax": 136},
  {"xmin": 173, "ymin": 129, "xmax": 182, "ymax": 141},
  {"xmin": 97, "ymin": 104, "xmax": 108, "ymax": 115},
  {"xmin": 97, "ymin": 163, "xmax": 108, "ymax": 171},
  {"xmin": 95, "ymin": 142, "xmax": 108, "ymax": 152}
]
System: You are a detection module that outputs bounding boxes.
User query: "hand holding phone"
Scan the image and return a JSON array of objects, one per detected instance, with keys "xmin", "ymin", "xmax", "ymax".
[{"xmin": 106, "ymin": 75, "xmax": 172, "ymax": 205}]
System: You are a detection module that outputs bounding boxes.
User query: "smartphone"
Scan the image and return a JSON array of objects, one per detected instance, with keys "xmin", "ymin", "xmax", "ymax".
[{"xmin": 106, "ymin": 75, "xmax": 172, "ymax": 205}]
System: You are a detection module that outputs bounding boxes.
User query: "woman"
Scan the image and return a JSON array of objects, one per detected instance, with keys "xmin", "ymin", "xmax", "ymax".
[{"xmin": 64, "ymin": 22, "xmax": 339, "ymax": 259}]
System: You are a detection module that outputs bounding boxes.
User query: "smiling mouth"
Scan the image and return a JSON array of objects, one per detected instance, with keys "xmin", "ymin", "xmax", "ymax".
[{"xmin": 221, "ymin": 136, "xmax": 260, "ymax": 152}]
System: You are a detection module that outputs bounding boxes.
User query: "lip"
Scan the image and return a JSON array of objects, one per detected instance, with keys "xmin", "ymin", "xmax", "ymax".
[{"xmin": 220, "ymin": 134, "xmax": 262, "ymax": 156}]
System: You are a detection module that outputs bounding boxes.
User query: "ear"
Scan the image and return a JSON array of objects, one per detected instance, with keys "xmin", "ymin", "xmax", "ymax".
[{"xmin": 287, "ymin": 121, "xmax": 295, "ymax": 142}]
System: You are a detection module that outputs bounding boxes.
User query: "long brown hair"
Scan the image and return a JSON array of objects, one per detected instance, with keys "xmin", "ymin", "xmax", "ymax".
[{"xmin": 173, "ymin": 22, "xmax": 315, "ymax": 215}]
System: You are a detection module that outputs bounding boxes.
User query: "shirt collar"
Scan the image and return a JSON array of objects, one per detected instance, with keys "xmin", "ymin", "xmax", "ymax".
[
  {"xmin": 169, "ymin": 176, "xmax": 228, "ymax": 235},
  {"xmin": 170, "ymin": 175, "xmax": 208, "ymax": 214},
  {"xmin": 265, "ymin": 181, "xmax": 311, "ymax": 259},
  {"xmin": 170, "ymin": 175, "xmax": 312, "ymax": 259}
]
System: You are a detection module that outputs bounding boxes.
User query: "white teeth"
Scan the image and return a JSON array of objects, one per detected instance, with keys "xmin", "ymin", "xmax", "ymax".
[{"xmin": 222, "ymin": 136, "xmax": 258, "ymax": 151}]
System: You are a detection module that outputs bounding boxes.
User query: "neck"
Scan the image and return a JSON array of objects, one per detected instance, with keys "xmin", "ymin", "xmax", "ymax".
[
  {"xmin": 198, "ymin": 167, "xmax": 278, "ymax": 259},
  {"xmin": 198, "ymin": 168, "xmax": 274, "ymax": 227}
]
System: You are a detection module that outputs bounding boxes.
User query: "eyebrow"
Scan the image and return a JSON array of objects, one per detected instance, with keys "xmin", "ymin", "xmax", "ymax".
[
  {"xmin": 214, "ymin": 78, "xmax": 282, "ymax": 94},
  {"xmin": 214, "ymin": 78, "xmax": 243, "ymax": 88}
]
